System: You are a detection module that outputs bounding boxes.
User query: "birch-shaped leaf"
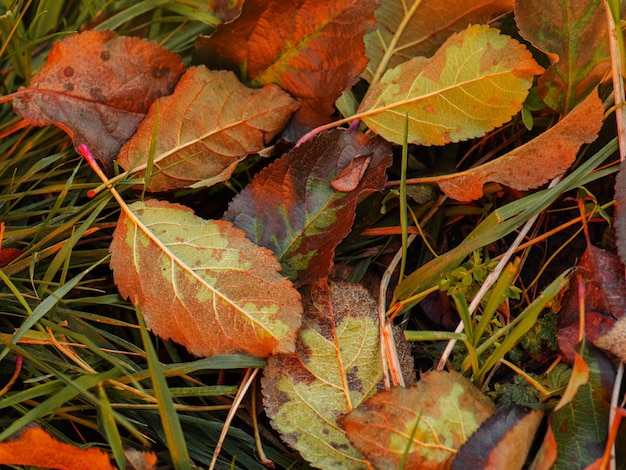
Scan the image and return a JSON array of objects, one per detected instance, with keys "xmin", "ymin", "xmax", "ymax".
[
  {"xmin": 110, "ymin": 199, "xmax": 302, "ymax": 358},
  {"xmin": 364, "ymin": 0, "xmax": 514, "ymax": 83},
  {"xmin": 224, "ymin": 130, "xmax": 392, "ymax": 285},
  {"xmin": 262, "ymin": 281, "xmax": 382, "ymax": 469},
  {"xmin": 195, "ymin": 0, "xmax": 377, "ymax": 134},
  {"xmin": 339, "ymin": 371, "xmax": 495, "ymax": 469},
  {"xmin": 117, "ymin": 66, "xmax": 298, "ymax": 192},
  {"xmin": 515, "ymin": 0, "xmax": 614, "ymax": 114},
  {"xmin": 12, "ymin": 30, "xmax": 185, "ymax": 170},
  {"xmin": 437, "ymin": 88, "xmax": 603, "ymax": 201},
  {"xmin": 358, "ymin": 24, "xmax": 543, "ymax": 146}
]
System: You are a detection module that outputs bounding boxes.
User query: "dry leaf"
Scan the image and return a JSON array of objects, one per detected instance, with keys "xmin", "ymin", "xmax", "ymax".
[
  {"xmin": 437, "ymin": 88, "xmax": 603, "ymax": 201},
  {"xmin": 359, "ymin": 24, "xmax": 543, "ymax": 145},
  {"xmin": 117, "ymin": 66, "xmax": 298, "ymax": 192},
  {"xmin": 195, "ymin": 0, "xmax": 377, "ymax": 135},
  {"xmin": 207, "ymin": 0, "xmax": 245, "ymax": 23},
  {"xmin": 0, "ymin": 425, "xmax": 115, "ymax": 470},
  {"xmin": 110, "ymin": 199, "xmax": 302, "ymax": 358},
  {"xmin": 12, "ymin": 30, "xmax": 184, "ymax": 170}
]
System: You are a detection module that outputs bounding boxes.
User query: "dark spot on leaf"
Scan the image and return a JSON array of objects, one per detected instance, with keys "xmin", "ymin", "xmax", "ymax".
[
  {"xmin": 90, "ymin": 87, "xmax": 104, "ymax": 101},
  {"xmin": 100, "ymin": 50, "xmax": 110, "ymax": 61},
  {"xmin": 63, "ymin": 66, "xmax": 74, "ymax": 77},
  {"xmin": 152, "ymin": 66, "xmax": 170, "ymax": 79},
  {"xmin": 63, "ymin": 82, "xmax": 75, "ymax": 92},
  {"xmin": 347, "ymin": 367, "xmax": 363, "ymax": 393}
]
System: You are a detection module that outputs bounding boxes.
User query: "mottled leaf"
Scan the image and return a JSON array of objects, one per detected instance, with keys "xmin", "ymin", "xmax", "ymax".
[
  {"xmin": 12, "ymin": 30, "xmax": 184, "ymax": 170},
  {"xmin": 224, "ymin": 130, "xmax": 392, "ymax": 285},
  {"xmin": 452, "ymin": 406, "xmax": 544, "ymax": 470},
  {"xmin": 364, "ymin": 0, "xmax": 513, "ymax": 83},
  {"xmin": 0, "ymin": 426, "xmax": 114, "ymax": 470},
  {"xmin": 515, "ymin": 0, "xmax": 614, "ymax": 114},
  {"xmin": 195, "ymin": 0, "xmax": 377, "ymax": 135},
  {"xmin": 437, "ymin": 88, "xmax": 603, "ymax": 201},
  {"xmin": 339, "ymin": 371, "xmax": 496, "ymax": 469},
  {"xmin": 262, "ymin": 281, "xmax": 382, "ymax": 469},
  {"xmin": 359, "ymin": 24, "xmax": 543, "ymax": 145},
  {"xmin": 110, "ymin": 199, "xmax": 302, "ymax": 358},
  {"xmin": 117, "ymin": 66, "xmax": 298, "ymax": 192},
  {"xmin": 549, "ymin": 343, "xmax": 614, "ymax": 469},
  {"xmin": 207, "ymin": 0, "xmax": 244, "ymax": 23}
]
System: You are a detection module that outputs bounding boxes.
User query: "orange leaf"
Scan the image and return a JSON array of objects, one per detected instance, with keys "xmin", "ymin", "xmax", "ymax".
[
  {"xmin": 117, "ymin": 66, "xmax": 298, "ymax": 192},
  {"xmin": 12, "ymin": 30, "xmax": 184, "ymax": 169},
  {"xmin": 0, "ymin": 426, "xmax": 115, "ymax": 470},
  {"xmin": 437, "ymin": 88, "xmax": 603, "ymax": 201},
  {"xmin": 195, "ymin": 0, "xmax": 377, "ymax": 135}
]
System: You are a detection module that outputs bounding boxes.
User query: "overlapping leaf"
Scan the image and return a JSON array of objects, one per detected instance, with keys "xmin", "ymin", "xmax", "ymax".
[
  {"xmin": 12, "ymin": 30, "xmax": 185, "ymax": 169},
  {"xmin": 195, "ymin": 0, "xmax": 377, "ymax": 134},
  {"xmin": 109, "ymin": 199, "xmax": 302, "ymax": 358},
  {"xmin": 339, "ymin": 371, "xmax": 496, "ymax": 469},
  {"xmin": 358, "ymin": 24, "xmax": 543, "ymax": 145},
  {"xmin": 117, "ymin": 66, "xmax": 298, "ymax": 192},
  {"xmin": 364, "ymin": 0, "xmax": 514, "ymax": 83},
  {"xmin": 515, "ymin": 0, "xmax": 614, "ymax": 114},
  {"xmin": 262, "ymin": 281, "xmax": 383, "ymax": 469},
  {"xmin": 224, "ymin": 130, "xmax": 393, "ymax": 285},
  {"xmin": 437, "ymin": 88, "xmax": 603, "ymax": 200}
]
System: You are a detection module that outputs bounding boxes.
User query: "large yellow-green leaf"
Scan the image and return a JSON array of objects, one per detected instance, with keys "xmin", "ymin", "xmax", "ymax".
[
  {"xmin": 262, "ymin": 281, "xmax": 382, "ymax": 469},
  {"xmin": 109, "ymin": 199, "xmax": 302, "ymax": 358},
  {"xmin": 364, "ymin": 0, "xmax": 513, "ymax": 83},
  {"xmin": 358, "ymin": 24, "xmax": 543, "ymax": 145}
]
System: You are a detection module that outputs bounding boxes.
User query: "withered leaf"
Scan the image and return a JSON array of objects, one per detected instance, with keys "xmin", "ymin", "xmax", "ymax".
[
  {"xmin": 224, "ymin": 130, "xmax": 392, "ymax": 285},
  {"xmin": 117, "ymin": 66, "xmax": 299, "ymax": 192},
  {"xmin": 195, "ymin": 0, "xmax": 377, "ymax": 136},
  {"xmin": 262, "ymin": 281, "xmax": 383, "ymax": 469},
  {"xmin": 12, "ymin": 30, "xmax": 184, "ymax": 169},
  {"xmin": 207, "ymin": 0, "xmax": 245, "ymax": 23},
  {"xmin": 437, "ymin": 88, "xmax": 603, "ymax": 201},
  {"xmin": 110, "ymin": 199, "xmax": 302, "ymax": 358}
]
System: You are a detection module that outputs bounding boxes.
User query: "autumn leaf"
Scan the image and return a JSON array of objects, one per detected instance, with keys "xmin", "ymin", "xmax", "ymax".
[
  {"xmin": 0, "ymin": 425, "xmax": 115, "ymax": 470},
  {"xmin": 339, "ymin": 371, "xmax": 495, "ymax": 469},
  {"xmin": 515, "ymin": 0, "xmax": 613, "ymax": 114},
  {"xmin": 437, "ymin": 88, "xmax": 603, "ymax": 201},
  {"xmin": 224, "ymin": 129, "xmax": 393, "ymax": 285},
  {"xmin": 364, "ymin": 0, "xmax": 514, "ymax": 83},
  {"xmin": 117, "ymin": 66, "xmax": 298, "ymax": 192},
  {"xmin": 262, "ymin": 281, "xmax": 382, "ymax": 469},
  {"xmin": 207, "ymin": 0, "xmax": 244, "ymax": 23},
  {"xmin": 109, "ymin": 199, "xmax": 302, "ymax": 358},
  {"xmin": 12, "ymin": 30, "xmax": 185, "ymax": 170},
  {"xmin": 358, "ymin": 24, "xmax": 543, "ymax": 145},
  {"xmin": 194, "ymin": 0, "xmax": 377, "ymax": 135}
]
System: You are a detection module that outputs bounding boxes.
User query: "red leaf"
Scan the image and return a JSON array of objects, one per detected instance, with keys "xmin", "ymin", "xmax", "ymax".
[
  {"xmin": 195, "ymin": 0, "xmax": 377, "ymax": 136},
  {"xmin": 0, "ymin": 248, "xmax": 23, "ymax": 267},
  {"xmin": 224, "ymin": 130, "xmax": 392, "ymax": 285},
  {"xmin": 12, "ymin": 30, "xmax": 185, "ymax": 169}
]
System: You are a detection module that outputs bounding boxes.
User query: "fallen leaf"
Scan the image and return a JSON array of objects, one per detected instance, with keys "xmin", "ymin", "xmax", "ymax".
[
  {"xmin": 109, "ymin": 199, "xmax": 302, "ymax": 358},
  {"xmin": 515, "ymin": 0, "xmax": 615, "ymax": 114},
  {"xmin": 0, "ymin": 247, "xmax": 22, "ymax": 267},
  {"xmin": 262, "ymin": 281, "xmax": 383, "ymax": 469},
  {"xmin": 224, "ymin": 129, "xmax": 393, "ymax": 285},
  {"xmin": 557, "ymin": 245, "xmax": 626, "ymax": 362},
  {"xmin": 437, "ymin": 88, "xmax": 603, "ymax": 201},
  {"xmin": 124, "ymin": 447, "xmax": 158, "ymax": 470},
  {"xmin": 12, "ymin": 30, "xmax": 185, "ymax": 170},
  {"xmin": 0, "ymin": 425, "xmax": 115, "ymax": 470},
  {"xmin": 358, "ymin": 24, "xmax": 543, "ymax": 145},
  {"xmin": 339, "ymin": 371, "xmax": 496, "ymax": 469},
  {"xmin": 363, "ymin": 0, "xmax": 514, "ymax": 82},
  {"xmin": 451, "ymin": 406, "xmax": 544, "ymax": 470},
  {"xmin": 117, "ymin": 66, "xmax": 298, "ymax": 192},
  {"xmin": 207, "ymin": 0, "xmax": 244, "ymax": 23},
  {"xmin": 195, "ymin": 0, "xmax": 377, "ymax": 135}
]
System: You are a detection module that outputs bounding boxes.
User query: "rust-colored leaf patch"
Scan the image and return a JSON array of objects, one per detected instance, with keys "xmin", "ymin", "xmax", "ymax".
[{"xmin": 12, "ymin": 30, "xmax": 185, "ymax": 169}]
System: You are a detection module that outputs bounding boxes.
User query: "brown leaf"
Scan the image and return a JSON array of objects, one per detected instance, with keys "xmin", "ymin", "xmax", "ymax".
[
  {"xmin": 452, "ymin": 406, "xmax": 544, "ymax": 470},
  {"xmin": 0, "ymin": 425, "xmax": 115, "ymax": 470},
  {"xmin": 557, "ymin": 245, "xmax": 626, "ymax": 362},
  {"xmin": 207, "ymin": 0, "xmax": 244, "ymax": 23},
  {"xmin": 117, "ymin": 66, "xmax": 299, "ymax": 192},
  {"xmin": 437, "ymin": 88, "xmax": 603, "ymax": 201},
  {"xmin": 195, "ymin": 0, "xmax": 377, "ymax": 136},
  {"xmin": 339, "ymin": 371, "xmax": 496, "ymax": 469},
  {"xmin": 12, "ymin": 30, "xmax": 185, "ymax": 170},
  {"xmin": 224, "ymin": 129, "xmax": 393, "ymax": 285}
]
